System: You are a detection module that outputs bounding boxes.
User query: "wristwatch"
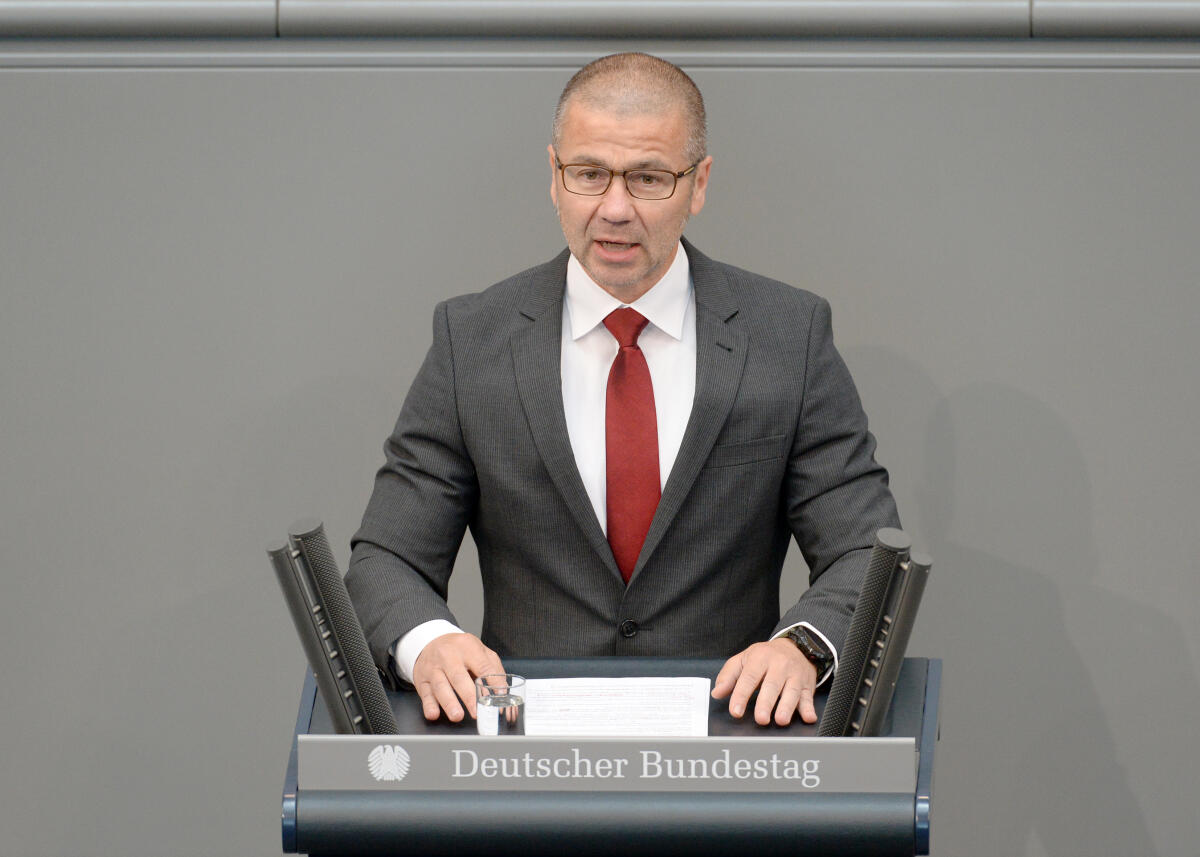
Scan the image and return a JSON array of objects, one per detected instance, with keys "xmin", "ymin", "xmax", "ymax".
[{"xmin": 784, "ymin": 626, "xmax": 834, "ymax": 677}]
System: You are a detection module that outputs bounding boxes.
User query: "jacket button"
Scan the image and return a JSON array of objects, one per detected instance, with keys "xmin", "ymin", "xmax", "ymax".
[{"xmin": 619, "ymin": 619, "xmax": 639, "ymax": 638}]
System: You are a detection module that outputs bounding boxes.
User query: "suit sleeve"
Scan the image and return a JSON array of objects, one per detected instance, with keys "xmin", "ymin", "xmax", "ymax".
[
  {"xmin": 775, "ymin": 297, "xmax": 901, "ymax": 653},
  {"xmin": 345, "ymin": 300, "xmax": 480, "ymax": 671}
]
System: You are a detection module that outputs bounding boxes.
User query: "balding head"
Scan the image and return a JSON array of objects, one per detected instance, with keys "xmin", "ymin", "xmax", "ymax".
[{"xmin": 552, "ymin": 53, "xmax": 707, "ymax": 165}]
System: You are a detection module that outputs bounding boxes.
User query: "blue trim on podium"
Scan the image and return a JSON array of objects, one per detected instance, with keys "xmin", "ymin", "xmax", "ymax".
[
  {"xmin": 282, "ymin": 671, "xmax": 317, "ymax": 854},
  {"xmin": 914, "ymin": 658, "xmax": 942, "ymax": 855}
]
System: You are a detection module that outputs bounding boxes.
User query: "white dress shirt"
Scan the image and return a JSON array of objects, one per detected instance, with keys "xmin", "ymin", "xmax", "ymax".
[{"xmin": 392, "ymin": 243, "xmax": 835, "ymax": 685}]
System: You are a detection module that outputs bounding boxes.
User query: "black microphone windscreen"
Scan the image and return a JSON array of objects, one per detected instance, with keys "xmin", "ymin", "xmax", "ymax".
[
  {"xmin": 818, "ymin": 528, "xmax": 911, "ymax": 737},
  {"xmin": 288, "ymin": 519, "xmax": 398, "ymax": 735},
  {"xmin": 269, "ymin": 520, "xmax": 398, "ymax": 734}
]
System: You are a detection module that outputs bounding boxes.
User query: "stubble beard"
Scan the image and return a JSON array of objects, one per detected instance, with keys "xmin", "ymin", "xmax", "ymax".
[{"xmin": 556, "ymin": 204, "xmax": 691, "ymax": 301}]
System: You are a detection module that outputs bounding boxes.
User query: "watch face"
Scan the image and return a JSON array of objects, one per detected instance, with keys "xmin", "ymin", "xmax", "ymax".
[{"xmin": 790, "ymin": 629, "xmax": 831, "ymax": 666}]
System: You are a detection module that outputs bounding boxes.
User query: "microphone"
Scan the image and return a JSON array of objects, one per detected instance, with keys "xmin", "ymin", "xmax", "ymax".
[
  {"xmin": 818, "ymin": 528, "xmax": 931, "ymax": 737},
  {"xmin": 268, "ymin": 519, "xmax": 398, "ymax": 734}
]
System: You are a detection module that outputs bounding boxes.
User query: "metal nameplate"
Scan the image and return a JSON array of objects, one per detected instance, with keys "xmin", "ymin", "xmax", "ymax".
[{"xmin": 298, "ymin": 735, "xmax": 916, "ymax": 793}]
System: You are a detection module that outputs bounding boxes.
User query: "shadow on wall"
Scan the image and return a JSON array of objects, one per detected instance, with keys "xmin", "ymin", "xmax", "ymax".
[
  {"xmin": 846, "ymin": 347, "xmax": 1192, "ymax": 856},
  {"xmin": 919, "ymin": 381, "xmax": 1164, "ymax": 856}
]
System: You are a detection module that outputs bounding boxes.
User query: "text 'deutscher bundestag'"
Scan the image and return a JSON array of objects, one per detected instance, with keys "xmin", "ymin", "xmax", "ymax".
[{"xmin": 298, "ymin": 735, "xmax": 916, "ymax": 793}]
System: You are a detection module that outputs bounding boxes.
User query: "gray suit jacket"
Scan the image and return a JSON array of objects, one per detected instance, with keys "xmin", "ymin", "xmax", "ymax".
[{"xmin": 347, "ymin": 239, "xmax": 899, "ymax": 676}]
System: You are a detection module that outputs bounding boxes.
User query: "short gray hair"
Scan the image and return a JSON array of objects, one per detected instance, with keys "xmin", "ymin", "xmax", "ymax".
[{"xmin": 551, "ymin": 52, "xmax": 707, "ymax": 165}]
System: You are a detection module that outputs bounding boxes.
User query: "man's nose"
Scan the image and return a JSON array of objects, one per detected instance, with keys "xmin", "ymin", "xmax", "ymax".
[{"xmin": 597, "ymin": 175, "xmax": 636, "ymax": 222}]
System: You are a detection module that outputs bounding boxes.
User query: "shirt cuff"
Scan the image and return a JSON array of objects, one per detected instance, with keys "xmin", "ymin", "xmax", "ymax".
[
  {"xmin": 772, "ymin": 621, "xmax": 839, "ymax": 688},
  {"xmin": 390, "ymin": 619, "xmax": 465, "ymax": 684}
]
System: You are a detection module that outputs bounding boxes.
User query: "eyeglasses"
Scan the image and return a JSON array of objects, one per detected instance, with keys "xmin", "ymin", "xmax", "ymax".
[{"xmin": 555, "ymin": 157, "xmax": 700, "ymax": 201}]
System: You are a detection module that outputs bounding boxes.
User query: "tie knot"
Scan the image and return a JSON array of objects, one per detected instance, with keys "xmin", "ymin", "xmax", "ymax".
[{"xmin": 603, "ymin": 307, "xmax": 650, "ymax": 349}]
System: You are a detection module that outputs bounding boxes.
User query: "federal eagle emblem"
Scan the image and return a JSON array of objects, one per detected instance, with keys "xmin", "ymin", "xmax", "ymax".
[{"xmin": 367, "ymin": 744, "xmax": 411, "ymax": 782}]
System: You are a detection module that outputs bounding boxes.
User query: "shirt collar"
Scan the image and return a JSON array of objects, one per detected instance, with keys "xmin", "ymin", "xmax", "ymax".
[{"xmin": 565, "ymin": 241, "xmax": 691, "ymax": 342}]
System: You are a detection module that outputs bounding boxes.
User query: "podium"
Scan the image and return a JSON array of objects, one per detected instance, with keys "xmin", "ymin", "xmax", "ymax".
[{"xmin": 281, "ymin": 657, "xmax": 941, "ymax": 856}]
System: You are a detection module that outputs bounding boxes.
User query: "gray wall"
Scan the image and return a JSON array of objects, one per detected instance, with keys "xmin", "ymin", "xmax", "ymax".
[{"xmin": 2, "ymin": 38, "xmax": 1198, "ymax": 857}]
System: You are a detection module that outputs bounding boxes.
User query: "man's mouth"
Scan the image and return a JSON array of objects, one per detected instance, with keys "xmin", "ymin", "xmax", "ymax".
[{"xmin": 597, "ymin": 240, "xmax": 637, "ymax": 251}]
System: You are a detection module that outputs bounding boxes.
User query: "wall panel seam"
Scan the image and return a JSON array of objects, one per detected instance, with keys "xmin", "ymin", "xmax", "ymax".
[{"xmin": 4, "ymin": 40, "xmax": 1200, "ymax": 69}]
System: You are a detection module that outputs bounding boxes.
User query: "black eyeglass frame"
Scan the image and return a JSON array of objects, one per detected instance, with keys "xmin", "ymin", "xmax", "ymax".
[{"xmin": 554, "ymin": 155, "xmax": 701, "ymax": 201}]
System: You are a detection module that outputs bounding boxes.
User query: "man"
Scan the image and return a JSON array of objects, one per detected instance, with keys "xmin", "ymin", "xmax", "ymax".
[{"xmin": 347, "ymin": 53, "xmax": 899, "ymax": 729}]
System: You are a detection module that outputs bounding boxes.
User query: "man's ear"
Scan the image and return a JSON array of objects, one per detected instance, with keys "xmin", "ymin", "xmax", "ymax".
[
  {"xmin": 547, "ymin": 145, "xmax": 559, "ymax": 209},
  {"xmin": 689, "ymin": 155, "xmax": 713, "ymax": 217}
]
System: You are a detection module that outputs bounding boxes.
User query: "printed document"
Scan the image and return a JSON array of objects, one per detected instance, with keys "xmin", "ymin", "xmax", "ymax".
[{"xmin": 524, "ymin": 676, "xmax": 711, "ymax": 737}]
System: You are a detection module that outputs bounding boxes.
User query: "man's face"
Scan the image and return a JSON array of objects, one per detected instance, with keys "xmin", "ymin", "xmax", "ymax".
[{"xmin": 549, "ymin": 101, "xmax": 712, "ymax": 303}]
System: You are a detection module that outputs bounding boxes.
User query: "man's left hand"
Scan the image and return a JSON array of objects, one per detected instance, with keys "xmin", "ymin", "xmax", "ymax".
[{"xmin": 712, "ymin": 638, "xmax": 819, "ymax": 726}]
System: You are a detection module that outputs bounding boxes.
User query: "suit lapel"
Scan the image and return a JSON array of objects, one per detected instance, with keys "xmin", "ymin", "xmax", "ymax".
[
  {"xmin": 633, "ymin": 240, "xmax": 748, "ymax": 580},
  {"xmin": 510, "ymin": 250, "xmax": 622, "ymax": 580}
]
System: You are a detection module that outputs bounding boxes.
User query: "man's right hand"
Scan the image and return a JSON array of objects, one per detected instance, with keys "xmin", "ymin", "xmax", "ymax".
[{"xmin": 411, "ymin": 632, "xmax": 505, "ymax": 722}]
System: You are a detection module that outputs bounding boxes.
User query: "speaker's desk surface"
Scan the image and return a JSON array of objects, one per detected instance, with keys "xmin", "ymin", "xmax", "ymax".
[{"xmin": 283, "ymin": 656, "xmax": 941, "ymax": 856}]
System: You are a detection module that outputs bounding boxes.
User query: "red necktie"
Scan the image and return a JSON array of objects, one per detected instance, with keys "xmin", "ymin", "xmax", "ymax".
[{"xmin": 604, "ymin": 308, "xmax": 660, "ymax": 583}]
